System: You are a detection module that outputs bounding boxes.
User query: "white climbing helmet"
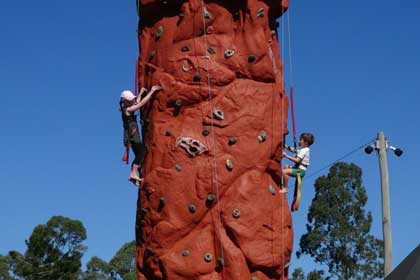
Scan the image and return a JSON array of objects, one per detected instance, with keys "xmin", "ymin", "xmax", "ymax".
[{"xmin": 120, "ymin": 90, "xmax": 136, "ymax": 101}]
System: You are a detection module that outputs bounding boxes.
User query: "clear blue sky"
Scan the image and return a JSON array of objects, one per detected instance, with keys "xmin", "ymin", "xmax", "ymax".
[{"xmin": 0, "ymin": 0, "xmax": 419, "ymax": 276}]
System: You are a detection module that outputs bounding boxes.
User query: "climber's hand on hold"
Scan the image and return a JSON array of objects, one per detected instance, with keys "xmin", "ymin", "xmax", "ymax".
[{"xmin": 151, "ymin": 85, "xmax": 162, "ymax": 93}]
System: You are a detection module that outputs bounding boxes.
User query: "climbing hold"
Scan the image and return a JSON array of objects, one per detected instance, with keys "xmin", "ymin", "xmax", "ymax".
[
  {"xmin": 224, "ymin": 49, "xmax": 235, "ymax": 59},
  {"xmin": 217, "ymin": 257, "xmax": 225, "ymax": 267},
  {"xmin": 176, "ymin": 136, "xmax": 208, "ymax": 157},
  {"xmin": 257, "ymin": 7, "xmax": 264, "ymax": 17},
  {"xmin": 141, "ymin": 208, "xmax": 149, "ymax": 214},
  {"xmin": 285, "ymin": 262, "xmax": 291, "ymax": 268},
  {"xmin": 248, "ymin": 55, "xmax": 257, "ymax": 63},
  {"xmin": 204, "ymin": 253, "xmax": 213, "ymax": 262},
  {"xmin": 182, "ymin": 64, "xmax": 192, "ymax": 72},
  {"xmin": 188, "ymin": 204, "xmax": 197, "ymax": 213},
  {"xmin": 268, "ymin": 184, "xmax": 276, "ymax": 195},
  {"xmin": 213, "ymin": 109, "xmax": 224, "ymax": 120},
  {"xmin": 251, "ymin": 277, "xmax": 260, "ymax": 280},
  {"xmin": 207, "ymin": 47, "xmax": 216, "ymax": 54},
  {"xmin": 203, "ymin": 7, "xmax": 211, "ymax": 19},
  {"xmin": 165, "ymin": 130, "xmax": 172, "ymax": 136},
  {"xmin": 257, "ymin": 130, "xmax": 267, "ymax": 143},
  {"xmin": 226, "ymin": 159, "xmax": 233, "ymax": 171},
  {"xmin": 159, "ymin": 197, "xmax": 166, "ymax": 205},
  {"xmin": 148, "ymin": 50, "xmax": 156, "ymax": 61},
  {"xmin": 228, "ymin": 137, "xmax": 238, "ymax": 146},
  {"xmin": 181, "ymin": 45, "xmax": 189, "ymax": 52},
  {"xmin": 175, "ymin": 164, "xmax": 182, "ymax": 172},
  {"xmin": 155, "ymin": 25, "xmax": 163, "ymax": 41},
  {"xmin": 182, "ymin": 250, "xmax": 190, "ymax": 257},
  {"xmin": 158, "ymin": 198, "xmax": 165, "ymax": 211},
  {"xmin": 232, "ymin": 209, "xmax": 241, "ymax": 218},
  {"xmin": 175, "ymin": 99, "xmax": 182, "ymax": 107},
  {"xmin": 179, "ymin": 13, "xmax": 184, "ymax": 18},
  {"xmin": 206, "ymin": 193, "xmax": 216, "ymax": 203},
  {"xmin": 162, "ymin": 0, "xmax": 168, "ymax": 4},
  {"xmin": 233, "ymin": 11, "xmax": 240, "ymax": 20},
  {"xmin": 193, "ymin": 72, "xmax": 201, "ymax": 82}
]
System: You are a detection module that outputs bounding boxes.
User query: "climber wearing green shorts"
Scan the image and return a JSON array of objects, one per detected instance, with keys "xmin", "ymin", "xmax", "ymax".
[{"xmin": 281, "ymin": 132, "xmax": 314, "ymax": 193}]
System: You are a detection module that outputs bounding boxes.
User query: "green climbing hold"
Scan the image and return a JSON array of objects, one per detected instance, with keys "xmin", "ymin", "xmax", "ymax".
[
  {"xmin": 248, "ymin": 55, "xmax": 256, "ymax": 63},
  {"xmin": 148, "ymin": 50, "xmax": 156, "ymax": 61},
  {"xmin": 207, "ymin": 47, "xmax": 216, "ymax": 54},
  {"xmin": 193, "ymin": 72, "xmax": 201, "ymax": 82},
  {"xmin": 228, "ymin": 137, "xmax": 238, "ymax": 146},
  {"xmin": 232, "ymin": 209, "xmax": 241, "ymax": 218},
  {"xmin": 165, "ymin": 130, "xmax": 172, "ymax": 136},
  {"xmin": 207, "ymin": 193, "xmax": 216, "ymax": 203},
  {"xmin": 202, "ymin": 129, "xmax": 210, "ymax": 136},
  {"xmin": 257, "ymin": 7, "xmax": 264, "ymax": 17},
  {"xmin": 226, "ymin": 159, "xmax": 233, "ymax": 171},
  {"xmin": 224, "ymin": 49, "xmax": 235, "ymax": 59},
  {"xmin": 213, "ymin": 109, "xmax": 224, "ymax": 120},
  {"xmin": 141, "ymin": 208, "xmax": 149, "ymax": 214},
  {"xmin": 175, "ymin": 99, "xmax": 182, "ymax": 107},
  {"xmin": 182, "ymin": 250, "xmax": 190, "ymax": 257},
  {"xmin": 188, "ymin": 204, "xmax": 197, "ymax": 213},
  {"xmin": 181, "ymin": 45, "xmax": 189, "ymax": 52},
  {"xmin": 175, "ymin": 165, "xmax": 182, "ymax": 172},
  {"xmin": 155, "ymin": 25, "xmax": 163, "ymax": 40},
  {"xmin": 251, "ymin": 277, "xmax": 260, "ymax": 280},
  {"xmin": 257, "ymin": 130, "xmax": 267, "ymax": 143},
  {"xmin": 268, "ymin": 184, "xmax": 276, "ymax": 195},
  {"xmin": 204, "ymin": 253, "xmax": 213, "ymax": 262}
]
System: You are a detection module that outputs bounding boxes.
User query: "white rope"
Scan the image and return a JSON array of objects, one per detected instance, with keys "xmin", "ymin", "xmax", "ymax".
[
  {"xmin": 286, "ymin": 7, "xmax": 294, "ymax": 86},
  {"xmin": 280, "ymin": 4, "xmax": 287, "ymax": 277},
  {"xmin": 200, "ymin": 0, "xmax": 225, "ymax": 265}
]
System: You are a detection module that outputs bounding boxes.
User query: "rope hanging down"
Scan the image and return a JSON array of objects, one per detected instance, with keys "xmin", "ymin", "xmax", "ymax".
[{"xmin": 199, "ymin": 1, "xmax": 226, "ymax": 275}]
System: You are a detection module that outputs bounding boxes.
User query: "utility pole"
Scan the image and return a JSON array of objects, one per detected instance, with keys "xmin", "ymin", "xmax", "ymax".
[{"xmin": 365, "ymin": 132, "xmax": 403, "ymax": 277}]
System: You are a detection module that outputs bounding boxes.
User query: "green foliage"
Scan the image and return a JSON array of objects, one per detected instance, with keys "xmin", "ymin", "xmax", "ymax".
[
  {"xmin": 1, "ymin": 216, "xmax": 136, "ymax": 280},
  {"xmin": 291, "ymin": 267, "xmax": 325, "ymax": 280},
  {"xmin": 83, "ymin": 256, "xmax": 113, "ymax": 280},
  {"xmin": 8, "ymin": 216, "xmax": 87, "ymax": 280},
  {"xmin": 82, "ymin": 241, "xmax": 136, "ymax": 280},
  {"xmin": 0, "ymin": 254, "xmax": 15, "ymax": 280},
  {"xmin": 109, "ymin": 241, "xmax": 136, "ymax": 280},
  {"xmin": 291, "ymin": 267, "xmax": 305, "ymax": 280},
  {"xmin": 297, "ymin": 162, "xmax": 384, "ymax": 280}
]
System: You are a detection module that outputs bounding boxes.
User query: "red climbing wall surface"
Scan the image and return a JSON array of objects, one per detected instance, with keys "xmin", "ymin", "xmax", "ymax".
[{"xmin": 135, "ymin": 0, "xmax": 292, "ymax": 279}]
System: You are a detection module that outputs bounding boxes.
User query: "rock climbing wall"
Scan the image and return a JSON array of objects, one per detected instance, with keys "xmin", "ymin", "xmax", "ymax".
[{"xmin": 135, "ymin": 0, "xmax": 293, "ymax": 279}]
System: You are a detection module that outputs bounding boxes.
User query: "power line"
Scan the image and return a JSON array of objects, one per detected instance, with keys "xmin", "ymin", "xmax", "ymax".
[{"xmin": 304, "ymin": 139, "xmax": 375, "ymax": 180}]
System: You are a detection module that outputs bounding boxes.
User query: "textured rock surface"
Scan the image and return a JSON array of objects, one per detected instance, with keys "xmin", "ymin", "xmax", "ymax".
[{"xmin": 135, "ymin": 0, "xmax": 293, "ymax": 279}]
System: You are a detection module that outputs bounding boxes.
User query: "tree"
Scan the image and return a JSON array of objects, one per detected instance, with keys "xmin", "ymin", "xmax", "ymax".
[
  {"xmin": 8, "ymin": 216, "xmax": 87, "ymax": 280},
  {"xmin": 83, "ymin": 256, "xmax": 113, "ymax": 280},
  {"xmin": 297, "ymin": 162, "xmax": 384, "ymax": 279},
  {"xmin": 109, "ymin": 241, "xmax": 136, "ymax": 280},
  {"xmin": 0, "ymin": 254, "xmax": 16, "ymax": 280},
  {"xmin": 291, "ymin": 268, "xmax": 305, "ymax": 280},
  {"xmin": 291, "ymin": 267, "xmax": 325, "ymax": 280},
  {"xmin": 82, "ymin": 241, "xmax": 136, "ymax": 280}
]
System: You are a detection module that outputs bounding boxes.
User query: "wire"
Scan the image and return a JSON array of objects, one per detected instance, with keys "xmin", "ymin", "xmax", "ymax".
[{"xmin": 303, "ymin": 139, "xmax": 375, "ymax": 180}]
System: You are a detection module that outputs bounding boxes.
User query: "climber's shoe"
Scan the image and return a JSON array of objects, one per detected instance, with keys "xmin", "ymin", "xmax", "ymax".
[
  {"xmin": 129, "ymin": 176, "xmax": 144, "ymax": 187},
  {"xmin": 279, "ymin": 187, "xmax": 288, "ymax": 194}
]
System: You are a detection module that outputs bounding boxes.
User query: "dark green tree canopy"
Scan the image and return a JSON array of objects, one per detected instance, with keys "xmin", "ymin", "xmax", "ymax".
[
  {"xmin": 297, "ymin": 162, "xmax": 383, "ymax": 280},
  {"xmin": 8, "ymin": 215, "xmax": 87, "ymax": 280}
]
